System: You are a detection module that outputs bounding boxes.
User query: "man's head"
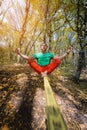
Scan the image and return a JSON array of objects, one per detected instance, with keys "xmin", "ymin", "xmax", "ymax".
[{"xmin": 40, "ymin": 43, "xmax": 48, "ymax": 53}]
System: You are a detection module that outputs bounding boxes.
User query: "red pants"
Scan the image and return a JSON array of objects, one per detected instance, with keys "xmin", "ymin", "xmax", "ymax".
[{"xmin": 28, "ymin": 58, "xmax": 61, "ymax": 74}]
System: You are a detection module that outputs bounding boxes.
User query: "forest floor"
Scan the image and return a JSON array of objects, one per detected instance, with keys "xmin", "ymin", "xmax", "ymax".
[{"xmin": 0, "ymin": 63, "xmax": 87, "ymax": 130}]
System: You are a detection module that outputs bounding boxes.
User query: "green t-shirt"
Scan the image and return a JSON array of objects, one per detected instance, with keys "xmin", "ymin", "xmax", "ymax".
[{"xmin": 34, "ymin": 52, "xmax": 54, "ymax": 66}]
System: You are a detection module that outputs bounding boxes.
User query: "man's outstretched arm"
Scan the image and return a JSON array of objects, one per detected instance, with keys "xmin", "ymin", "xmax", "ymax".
[
  {"xmin": 54, "ymin": 46, "xmax": 73, "ymax": 60},
  {"xmin": 15, "ymin": 49, "xmax": 33, "ymax": 60}
]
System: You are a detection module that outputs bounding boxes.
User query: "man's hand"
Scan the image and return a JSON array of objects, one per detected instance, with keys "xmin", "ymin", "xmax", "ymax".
[
  {"xmin": 15, "ymin": 49, "xmax": 20, "ymax": 55},
  {"xmin": 66, "ymin": 45, "xmax": 73, "ymax": 54}
]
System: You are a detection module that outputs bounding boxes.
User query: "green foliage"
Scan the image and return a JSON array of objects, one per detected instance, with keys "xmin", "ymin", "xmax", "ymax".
[
  {"xmin": 0, "ymin": 46, "xmax": 10, "ymax": 64},
  {"xmin": 0, "ymin": 0, "xmax": 79, "ymax": 64}
]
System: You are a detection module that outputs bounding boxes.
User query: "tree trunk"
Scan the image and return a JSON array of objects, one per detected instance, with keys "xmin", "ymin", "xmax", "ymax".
[
  {"xmin": 74, "ymin": 0, "xmax": 87, "ymax": 83},
  {"xmin": 75, "ymin": 49, "xmax": 85, "ymax": 83}
]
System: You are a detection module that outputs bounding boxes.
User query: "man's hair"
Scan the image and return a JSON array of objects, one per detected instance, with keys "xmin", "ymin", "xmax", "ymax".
[{"xmin": 40, "ymin": 43, "xmax": 48, "ymax": 47}]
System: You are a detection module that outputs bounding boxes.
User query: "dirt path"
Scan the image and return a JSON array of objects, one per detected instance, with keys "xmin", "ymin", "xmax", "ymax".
[{"xmin": 0, "ymin": 64, "xmax": 87, "ymax": 130}]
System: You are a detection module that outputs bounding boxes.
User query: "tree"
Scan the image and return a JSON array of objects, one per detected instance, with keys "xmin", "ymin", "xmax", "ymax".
[{"xmin": 74, "ymin": 0, "xmax": 87, "ymax": 83}]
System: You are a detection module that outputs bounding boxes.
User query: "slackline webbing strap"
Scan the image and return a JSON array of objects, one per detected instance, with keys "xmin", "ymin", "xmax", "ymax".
[{"xmin": 44, "ymin": 76, "xmax": 68, "ymax": 130}]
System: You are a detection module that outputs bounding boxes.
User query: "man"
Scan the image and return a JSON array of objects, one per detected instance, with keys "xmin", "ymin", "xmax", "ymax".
[{"xmin": 15, "ymin": 43, "xmax": 72, "ymax": 77}]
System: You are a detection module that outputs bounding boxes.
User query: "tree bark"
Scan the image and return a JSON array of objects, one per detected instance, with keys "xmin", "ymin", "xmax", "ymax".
[{"xmin": 75, "ymin": 49, "xmax": 85, "ymax": 83}]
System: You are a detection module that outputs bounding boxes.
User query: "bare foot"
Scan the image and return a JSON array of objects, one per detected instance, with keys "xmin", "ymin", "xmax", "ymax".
[{"xmin": 41, "ymin": 71, "xmax": 47, "ymax": 77}]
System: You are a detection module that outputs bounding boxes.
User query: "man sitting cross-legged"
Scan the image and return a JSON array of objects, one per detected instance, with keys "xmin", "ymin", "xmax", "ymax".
[{"xmin": 15, "ymin": 43, "xmax": 72, "ymax": 77}]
